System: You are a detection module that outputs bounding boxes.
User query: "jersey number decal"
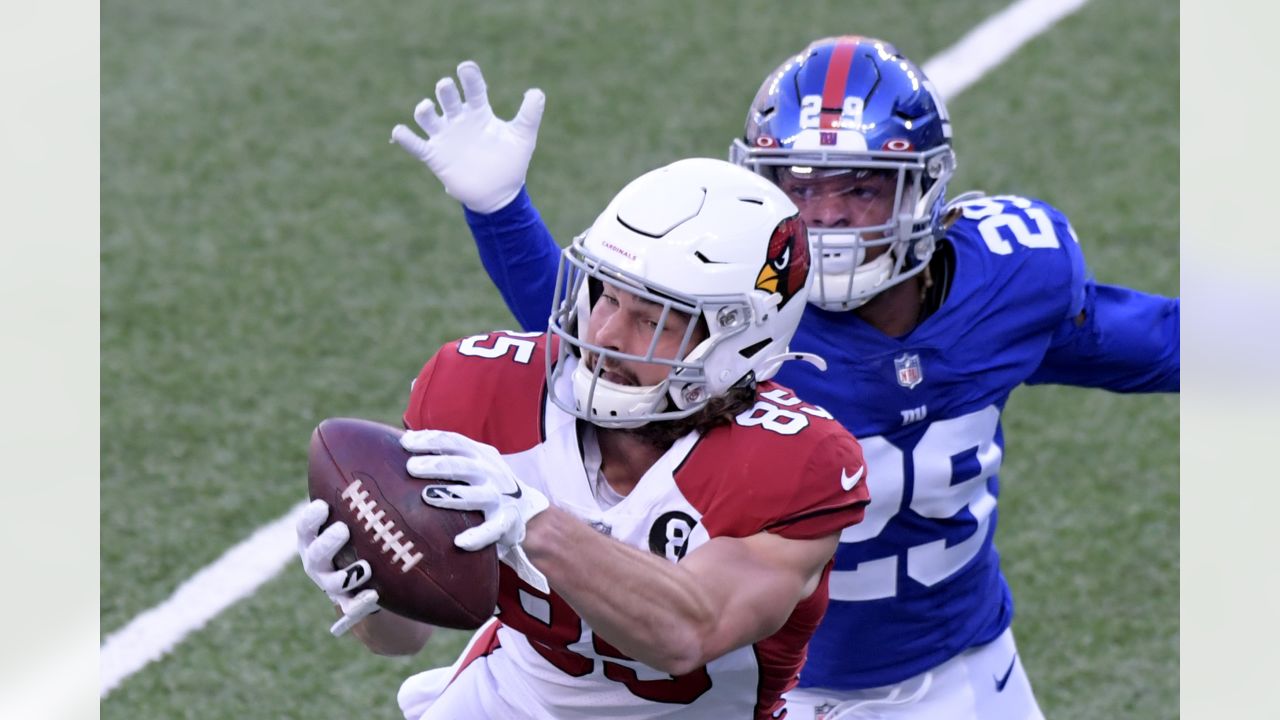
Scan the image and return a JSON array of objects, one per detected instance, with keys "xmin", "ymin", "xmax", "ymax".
[
  {"xmin": 500, "ymin": 578, "xmax": 713, "ymax": 704},
  {"xmin": 958, "ymin": 195, "xmax": 1061, "ymax": 255},
  {"xmin": 828, "ymin": 405, "xmax": 1001, "ymax": 601},
  {"xmin": 457, "ymin": 331, "xmax": 541, "ymax": 364},
  {"xmin": 735, "ymin": 387, "xmax": 833, "ymax": 436},
  {"xmin": 799, "ymin": 94, "xmax": 864, "ymax": 130}
]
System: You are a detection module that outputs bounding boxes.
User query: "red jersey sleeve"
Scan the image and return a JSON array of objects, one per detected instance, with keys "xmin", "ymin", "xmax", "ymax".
[
  {"xmin": 401, "ymin": 331, "xmax": 549, "ymax": 454},
  {"xmin": 675, "ymin": 383, "xmax": 869, "ymax": 541},
  {"xmin": 761, "ymin": 429, "xmax": 868, "ymax": 540}
]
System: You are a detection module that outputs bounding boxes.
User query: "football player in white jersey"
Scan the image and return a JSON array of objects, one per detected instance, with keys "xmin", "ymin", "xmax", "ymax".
[
  {"xmin": 297, "ymin": 158, "xmax": 871, "ymax": 719},
  {"xmin": 384, "ymin": 40, "xmax": 1178, "ymax": 719}
]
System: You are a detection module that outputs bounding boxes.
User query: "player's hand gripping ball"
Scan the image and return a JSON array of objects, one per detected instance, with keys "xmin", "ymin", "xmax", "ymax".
[{"xmin": 307, "ymin": 418, "xmax": 499, "ymax": 629}]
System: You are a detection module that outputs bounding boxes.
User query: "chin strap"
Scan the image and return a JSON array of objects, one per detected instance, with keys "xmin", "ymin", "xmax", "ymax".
[{"xmin": 755, "ymin": 350, "xmax": 827, "ymax": 381}]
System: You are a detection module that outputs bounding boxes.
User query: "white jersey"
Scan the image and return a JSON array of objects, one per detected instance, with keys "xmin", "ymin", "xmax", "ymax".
[{"xmin": 399, "ymin": 332, "xmax": 869, "ymax": 719}]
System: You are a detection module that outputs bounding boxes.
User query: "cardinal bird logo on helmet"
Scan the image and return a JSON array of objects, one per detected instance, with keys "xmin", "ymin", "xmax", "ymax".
[{"xmin": 755, "ymin": 215, "xmax": 809, "ymax": 309}]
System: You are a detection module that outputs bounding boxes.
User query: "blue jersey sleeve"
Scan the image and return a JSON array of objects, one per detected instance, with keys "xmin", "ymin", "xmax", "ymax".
[
  {"xmin": 1026, "ymin": 280, "xmax": 1180, "ymax": 393},
  {"xmin": 462, "ymin": 187, "xmax": 561, "ymax": 331}
]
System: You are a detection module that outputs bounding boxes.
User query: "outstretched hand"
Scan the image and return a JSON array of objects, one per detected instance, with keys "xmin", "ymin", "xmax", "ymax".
[{"xmin": 391, "ymin": 60, "xmax": 546, "ymax": 214}]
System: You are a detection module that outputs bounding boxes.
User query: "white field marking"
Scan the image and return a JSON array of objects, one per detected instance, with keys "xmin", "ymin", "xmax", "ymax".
[
  {"xmin": 921, "ymin": 0, "xmax": 1092, "ymax": 99},
  {"xmin": 99, "ymin": 500, "xmax": 311, "ymax": 698},
  {"xmin": 98, "ymin": 0, "xmax": 1094, "ymax": 699}
]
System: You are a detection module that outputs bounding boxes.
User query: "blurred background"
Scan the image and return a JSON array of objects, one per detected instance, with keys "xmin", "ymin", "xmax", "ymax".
[{"xmin": 97, "ymin": 1, "xmax": 1179, "ymax": 717}]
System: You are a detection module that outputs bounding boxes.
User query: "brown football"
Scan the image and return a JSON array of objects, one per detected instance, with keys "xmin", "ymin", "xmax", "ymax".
[{"xmin": 307, "ymin": 417, "xmax": 498, "ymax": 629}]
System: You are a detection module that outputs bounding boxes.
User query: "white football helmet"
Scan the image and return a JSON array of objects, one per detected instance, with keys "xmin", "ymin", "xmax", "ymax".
[{"xmin": 546, "ymin": 158, "xmax": 824, "ymax": 429}]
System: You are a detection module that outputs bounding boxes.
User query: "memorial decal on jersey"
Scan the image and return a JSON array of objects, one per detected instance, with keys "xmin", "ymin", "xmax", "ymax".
[
  {"xmin": 648, "ymin": 510, "xmax": 698, "ymax": 562},
  {"xmin": 894, "ymin": 352, "xmax": 924, "ymax": 389}
]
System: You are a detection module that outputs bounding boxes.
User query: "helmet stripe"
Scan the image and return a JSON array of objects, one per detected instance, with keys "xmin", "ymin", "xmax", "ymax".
[{"xmin": 819, "ymin": 39, "xmax": 858, "ymax": 129}]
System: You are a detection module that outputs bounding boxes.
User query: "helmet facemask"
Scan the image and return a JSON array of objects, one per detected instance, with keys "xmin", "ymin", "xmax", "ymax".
[
  {"xmin": 546, "ymin": 235, "xmax": 757, "ymax": 429},
  {"xmin": 731, "ymin": 143, "xmax": 955, "ymax": 311},
  {"xmin": 727, "ymin": 35, "xmax": 958, "ymax": 312}
]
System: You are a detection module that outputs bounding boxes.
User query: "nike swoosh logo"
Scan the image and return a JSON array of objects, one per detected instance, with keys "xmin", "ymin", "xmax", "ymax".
[
  {"xmin": 422, "ymin": 487, "xmax": 462, "ymax": 501},
  {"xmin": 994, "ymin": 653, "xmax": 1018, "ymax": 692},
  {"xmin": 341, "ymin": 562, "xmax": 366, "ymax": 591},
  {"xmin": 503, "ymin": 484, "xmax": 522, "ymax": 500},
  {"xmin": 840, "ymin": 465, "xmax": 865, "ymax": 492}
]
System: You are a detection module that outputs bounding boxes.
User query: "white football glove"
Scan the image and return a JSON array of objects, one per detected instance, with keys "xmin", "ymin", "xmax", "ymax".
[
  {"xmin": 402, "ymin": 429, "xmax": 551, "ymax": 593},
  {"xmin": 296, "ymin": 499, "xmax": 381, "ymax": 637},
  {"xmin": 390, "ymin": 60, "xmax": 546, "ymax": 214}
]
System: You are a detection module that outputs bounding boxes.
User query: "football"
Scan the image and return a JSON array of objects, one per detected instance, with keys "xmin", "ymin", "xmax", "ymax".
[{"xmin": 307, "ymin": 417, "xmax": 499, "ymax": 629}]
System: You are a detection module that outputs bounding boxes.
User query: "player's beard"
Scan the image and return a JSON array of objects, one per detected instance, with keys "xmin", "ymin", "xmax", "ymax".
[
  {"xmin": 623, "ymin": 382, "xmax": 758, "ymax": 449},
  {"xmin": 579, "ymin": 341, "xmax": 753, "ymax": 447},
  {"xmin": 583, "ymin": 352, "xmax": 642, "ymax": 387}
]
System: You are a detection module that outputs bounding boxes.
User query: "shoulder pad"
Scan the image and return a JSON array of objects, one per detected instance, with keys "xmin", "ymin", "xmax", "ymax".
[{"xmin": 402, "ymin": 331, "xmax": 549, "ymax": 454}]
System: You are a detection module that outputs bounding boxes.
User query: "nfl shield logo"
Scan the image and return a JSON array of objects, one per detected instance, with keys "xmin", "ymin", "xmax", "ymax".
[
  {"xmin": 894, "ymin": 353, "xmax": 924, "ymax": 389},
  {"xmin": 820, "ymin": 131, "xmax": 838, "ymax": 146}
]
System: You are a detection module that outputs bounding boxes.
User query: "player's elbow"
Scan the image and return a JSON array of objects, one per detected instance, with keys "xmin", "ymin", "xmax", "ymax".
[
  {"xmin": 621, "ymin": 620, "xmax": 709, "ymax": 677},
  {"xmin": 662, "ymin": 630, "xmax": 754, "ymax": 676},
  {"xmin": 652, "ymin": 642, "xmax": 707, "ymax": 678},
  {"xmin": 352, "ymin": 612, "xmax": 434, "ymax": 656},
  {"xmin": 661, "ymin": 657, "xmax": 704, "ymax": 678},
  {"xmin": 363, "ymin": 631, "xmax": 431, "ymax": 657},
  {"xmin": 653, "ymin": 618, "xmax": 732, "ymax": 676},
  {"xmin": 668, "ymin": 602, "xmax": 794, "ymax": 675}
]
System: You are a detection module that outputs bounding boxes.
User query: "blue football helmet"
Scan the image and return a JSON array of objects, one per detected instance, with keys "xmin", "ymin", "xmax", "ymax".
[{"xmin": 730, "ymin": 36, "xmax": 957, "ymax": 311}]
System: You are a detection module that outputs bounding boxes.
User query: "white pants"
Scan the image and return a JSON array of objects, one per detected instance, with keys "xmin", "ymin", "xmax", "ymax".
[
  {"xmin": 782, "ymin": 628, "xmax": 1044, "ymax": 720},
  {"xmin": 398, "ymin": 619, "xmax": 546, "ymax": 720}
]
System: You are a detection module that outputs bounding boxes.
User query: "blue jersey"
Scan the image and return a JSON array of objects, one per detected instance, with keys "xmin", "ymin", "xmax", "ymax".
[{"xmin": 460, "ymin": 189, "xmax": 1180, "ymax": 689}]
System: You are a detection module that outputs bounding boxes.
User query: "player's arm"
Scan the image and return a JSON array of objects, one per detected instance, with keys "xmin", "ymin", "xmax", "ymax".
[
  {"xmin": 523, "ymin": 507, "xmax": 838, "ymax": 676},
  {"xmin": 405, "ymin": 426, "xmax": 866, "ymax": 676},
  {"xmin": 994, "ymin": 199, "xmax": 1179, "ymax": 393},
  {"xmin": 391, "ymin": 60, "xmax": 560, "ymax": 332},
  {"xmin": 463, "ymin": 189, "xmax": 561, "ymax": 332},
  {"xmin": 347, "ymin": 607, "xmax": 434, "ymax": 657},
  {"xmin": 1027, "ymin": 282, "xmax": 1180, "ymax": 392}
]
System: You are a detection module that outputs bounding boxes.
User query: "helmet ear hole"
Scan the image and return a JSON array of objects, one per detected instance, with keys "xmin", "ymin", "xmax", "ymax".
[
  {"xmin": 564, "ymin": 314, "xmax": 581, "ymax": 357},
  {"xmin": 693, "ymin": 316, "xmax": 711, "ymax": 346},
  {"xmin": 587, "ymin": 277, "xmax": 604, "ymax": 307}
]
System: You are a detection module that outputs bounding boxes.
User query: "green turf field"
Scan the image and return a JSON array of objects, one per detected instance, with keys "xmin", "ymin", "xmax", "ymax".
[{"xmin": 102, "ymin": 1, "xmax": 1178, "ymax": 717}]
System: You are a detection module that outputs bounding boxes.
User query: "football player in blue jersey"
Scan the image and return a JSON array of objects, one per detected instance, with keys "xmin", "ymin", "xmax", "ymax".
[{"xmin": 390, "ymin": 36, "xmax": 1178, "ymax": 720}]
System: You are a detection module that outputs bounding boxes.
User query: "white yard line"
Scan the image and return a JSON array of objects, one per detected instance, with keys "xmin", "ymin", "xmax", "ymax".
[
  {"xmin": 98, "ymin": 0, "xmax": 1093, "ymax": 699},
  {"xmin": 99, "ymin": 501, "xmax": 311, "ymax": 697},
  {"xmin": 922, "ymin": 0, "xmax": 1091, "ymax": 98}
]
